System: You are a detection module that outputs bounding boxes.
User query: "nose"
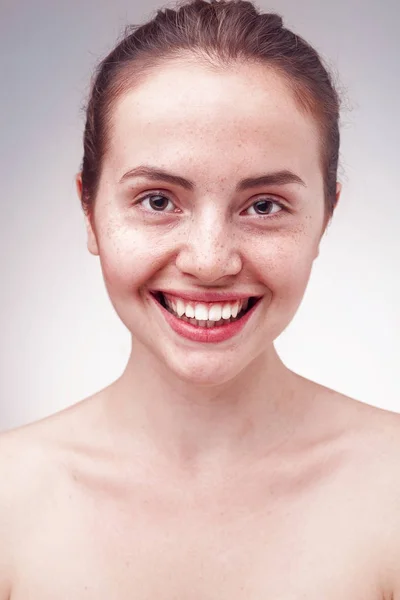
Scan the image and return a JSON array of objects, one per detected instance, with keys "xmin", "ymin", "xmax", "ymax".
[{"xmin": 175, "ymin": 211, "xmax": 243, "ymax": 284}]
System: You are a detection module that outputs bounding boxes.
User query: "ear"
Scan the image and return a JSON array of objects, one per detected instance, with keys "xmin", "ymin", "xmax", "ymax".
[
  {"xmin": 335, "ymin": 181, "xmax": 342, "ymax": 210},
  {"xmin": 315, "ymin": 181, "xmax": 342, "ymax": 258},
  {"xmin": 75, "ymin": 172, "xmax": 99, "ymax": 256}
]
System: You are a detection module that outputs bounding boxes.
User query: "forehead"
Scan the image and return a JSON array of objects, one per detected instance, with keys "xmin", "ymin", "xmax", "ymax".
[{"xmin": 105, "ymin": 60, "xmax": 322, "ymax": 187}]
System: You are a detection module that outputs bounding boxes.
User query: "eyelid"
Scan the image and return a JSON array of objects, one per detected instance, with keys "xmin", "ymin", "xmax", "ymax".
[
  {"xmin": 242, "ymin": 194, "xmax": 287, "ymax": 213},
  {"xmin": 135, "ymin": 190, "xmax": 178, "ymax": 212},
  {"xmin": 134, "ymin": 189, "xmax": 285, "ymax": 204},
  {"xmin": 133, "ymin": 189, "xmax": 290, "ymax": 218}
]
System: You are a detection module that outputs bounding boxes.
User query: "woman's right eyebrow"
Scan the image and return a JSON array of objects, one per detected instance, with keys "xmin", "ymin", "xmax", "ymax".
[{"xmin": 119, "ymin": 164, "xmax": 306, "ymax": 190}]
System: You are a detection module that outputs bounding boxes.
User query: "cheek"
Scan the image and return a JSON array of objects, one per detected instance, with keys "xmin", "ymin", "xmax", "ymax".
[
  {"xmin": 252, "ymin": 226, "xmax": 317, "ymax": 282},
  {"xmin": 96, "ymin": 223, "xmax": 174, "ymax": 296},
  {"xmin": 272, "ymin": 250, "xmax": 314, "ymax": 304},
  {"xmin": 96, "ymin": 212, "xmax": 318, "ymax": 301},
  {"xmin": 247, "ymin": 233, "xmax": 317, "ymax": 340}
]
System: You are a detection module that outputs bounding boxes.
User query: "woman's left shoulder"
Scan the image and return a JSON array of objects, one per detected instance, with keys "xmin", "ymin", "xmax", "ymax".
[{"xmin": 347, "ymin": 399, "xmax": 400, "ymax": 486}]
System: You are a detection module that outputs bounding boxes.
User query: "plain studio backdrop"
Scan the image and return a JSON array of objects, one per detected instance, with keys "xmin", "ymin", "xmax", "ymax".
[{"xmin": 0, "ymin": 0, "xmax": 399, "ymax": 431}]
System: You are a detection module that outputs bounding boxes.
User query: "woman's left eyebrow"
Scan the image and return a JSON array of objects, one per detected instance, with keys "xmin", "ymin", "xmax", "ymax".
[
  {"xmin": 119, "ymin": 164, "xmax": 306, "ymax": 190},
  {"xmin": 238, "ymin": 170, "xmax": 306, "ymax": 190}
]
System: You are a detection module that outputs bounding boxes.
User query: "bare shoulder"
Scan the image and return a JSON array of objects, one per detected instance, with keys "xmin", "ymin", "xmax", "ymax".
[
  {"xmin": 0, "ymin": 393, "xmax": 102, "ymax": 480},
  {"xmin": 0, "ymin": 425, "xmax": 55, "ymax": 599},
  {"xmin": 0, "ymin": 396, "xmax": 100, "ymax": 597},
  {"xmin": 0, "ymin": 391, "xmax": 108, "ymax": 507},
  {"xmin": 322, "ymin": 390, "xmax": 400, "ymax": 599},
  {"xmin": 0, "ymin": 416, "xmax": 69, "ymax": 524},
  {"xmin": 305, "ymin": 379, "xmax": 400, "ymax": 516},
  {"xmin": 358, "ymin": 403, "xmax": 400, "ymax": 599},
  {"xmin": 344, "ymin": 395, "xmax": 400, "ymax": 468},
  {"xmin": 0, "ymin": 431, "xmax": 22, "ymax": 598},
  {"xmin": 320, "ymin": 386, "xmax": 400, "ymax": 476}
]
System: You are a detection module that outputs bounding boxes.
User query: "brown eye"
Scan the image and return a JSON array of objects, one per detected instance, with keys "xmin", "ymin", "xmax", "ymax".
[
  {"xmin": 244, "ymin": 198, "xmax": 284, "ymax": 216},
  {"xmin": 139, "ymin": 193, "xmax": 176, "ymax": 212}
]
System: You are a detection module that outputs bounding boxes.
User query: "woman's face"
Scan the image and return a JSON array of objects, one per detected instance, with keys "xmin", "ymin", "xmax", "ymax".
[{"xmin": 79, "ymin": 58, "xmax": 339, "ymax": 386}]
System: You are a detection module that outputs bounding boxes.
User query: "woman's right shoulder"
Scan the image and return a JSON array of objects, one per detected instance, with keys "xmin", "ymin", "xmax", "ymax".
[
  {"xmin": 0, "ymin": 423, "xmax": 51, "ymax": 487},
  {"xmin": 0, "ymin": 423, "xmax": 51, "ymax": 524},
  {"xmin": 0, "ymin": 421, "xmax": 68, "ymax": 598},
  {"xmin": 0, "ymin": 427, "xmax": 40, "ymax": 598},
  {"xmin": 0, "ymin": 396, "xmax": 108, "ymax": 598},
  {"xmin": 0, "ymin": 396, "xmax": 101, "ymax": 517},
  {"xmin": 0, "ymin": 426, "xmax": 38, "ymax": 518},
  {"xmin": 0, "ymin": 430, "xmax": 18, "ymax": 597},
  {"xmin": 0, "ymin": 398, "xmax": 108, "ymax": 596},
  {"xmin": 0, "ymin": 411, "xmax": 78, "ymax": 498}
]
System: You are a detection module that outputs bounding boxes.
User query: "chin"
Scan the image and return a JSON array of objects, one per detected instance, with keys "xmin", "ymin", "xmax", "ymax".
[{"xmin": 160, "ymin": 346, "xmax": 254, "ymax": 388}]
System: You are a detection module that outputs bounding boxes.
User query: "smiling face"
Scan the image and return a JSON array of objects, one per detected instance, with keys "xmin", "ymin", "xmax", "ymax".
[{"xmin": 78, "ymin": 57, "xmax": 338, "ymax": 386}]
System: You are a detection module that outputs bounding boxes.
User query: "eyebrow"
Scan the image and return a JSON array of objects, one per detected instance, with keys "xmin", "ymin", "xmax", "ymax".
[{"xmin": 119, "ymin": 165, "xmax": 306, "ymax": 191}]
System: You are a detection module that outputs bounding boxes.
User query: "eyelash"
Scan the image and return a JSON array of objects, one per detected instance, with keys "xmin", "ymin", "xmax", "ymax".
[{"xmin": 134, "ymin": 191, "xmax": 288, "ymax": 221}]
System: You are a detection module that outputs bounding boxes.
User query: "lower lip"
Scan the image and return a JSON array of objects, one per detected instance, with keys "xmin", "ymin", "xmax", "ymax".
[{"xmin": 150, "ymin": 294, "xmax": 262, "ymax": 343}]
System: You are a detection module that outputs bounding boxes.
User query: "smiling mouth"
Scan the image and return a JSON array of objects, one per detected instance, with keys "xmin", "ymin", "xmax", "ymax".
[{"xmin": 151, "ymin": 292, "xmax": 262, "ymax": 328}]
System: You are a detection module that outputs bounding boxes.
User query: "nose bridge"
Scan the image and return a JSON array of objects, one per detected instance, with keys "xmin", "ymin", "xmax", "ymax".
[
  {"xmin": 177, "ymin": 203, "xmax": 242, "ymax": 280},
  {"xmin": 191, "ymin": 203, "xmax": 225, "ymax": 251}
]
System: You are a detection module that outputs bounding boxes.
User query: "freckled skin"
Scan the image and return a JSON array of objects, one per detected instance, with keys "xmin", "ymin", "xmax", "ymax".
[
  {"xmin": 4, "ymin": 57, "xmax": 400, "ymax": 600},
  {"xmin": 73, "ymin": 58, "xmax": 348, "ymax": 468},
  {"xmin": 83, "ymin": 59, "xmax": 333, "ymax": 388}
]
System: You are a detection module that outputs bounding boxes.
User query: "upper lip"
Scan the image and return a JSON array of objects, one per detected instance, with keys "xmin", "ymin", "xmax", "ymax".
[{"xmin": 151, "ymin": 289, "xmax": 263, "ymax": 303}]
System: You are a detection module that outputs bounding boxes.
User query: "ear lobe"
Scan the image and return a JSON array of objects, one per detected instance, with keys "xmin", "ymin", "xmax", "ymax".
[
  {"xmin": 335, "ymin": 182, "xmax": 342, "ymax": 209},
  {"xmin": 85, "ymin": 213, "xmax": 99, "ymax": 256},
  {"xmin": 76, "ymin": 172, "xmax": 99, "ymax": 256},
  {"xmin": 318, "ymin": 181, "xmax": 342, "ymax": 243},
  {"xmin": 75, "ymin": 172, "xmax": 83, "ymax": 200}
]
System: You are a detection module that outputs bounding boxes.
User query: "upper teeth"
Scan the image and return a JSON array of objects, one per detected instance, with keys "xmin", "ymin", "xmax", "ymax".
[{"xmin": 163, "ymin": 294, "xmax": 250, "ymax": 321}]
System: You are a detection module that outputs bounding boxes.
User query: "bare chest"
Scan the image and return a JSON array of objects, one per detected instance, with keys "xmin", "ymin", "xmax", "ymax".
[{"xmin": 10, "ymin": 462, "xmax": 387, "ymax": 600}]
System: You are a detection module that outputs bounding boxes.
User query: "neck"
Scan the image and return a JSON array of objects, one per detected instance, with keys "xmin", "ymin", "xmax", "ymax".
[{"xmin": 100, "ymin": 340, "xmax": 314, "ymax": 475}]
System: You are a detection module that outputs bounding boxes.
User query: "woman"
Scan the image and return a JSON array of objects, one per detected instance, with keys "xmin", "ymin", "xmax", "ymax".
[{"xmin": 1, "ymin": 0, "xmax": 399, "ymax": 598}]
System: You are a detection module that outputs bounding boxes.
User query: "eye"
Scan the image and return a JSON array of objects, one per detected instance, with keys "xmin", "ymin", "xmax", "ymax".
[
  {"xmin": 136, "ymin": 192, "xmax": 177, "ymax": 213},
  {"xmin": 134, "ymin": 192, "xmax": 285, "ymax": 217},
  {"xmin": 243, "ymin": 197, "xmax": 284, "ymax": 217}
]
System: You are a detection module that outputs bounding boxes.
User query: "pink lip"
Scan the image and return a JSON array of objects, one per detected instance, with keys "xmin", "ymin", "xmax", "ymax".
[
  {"xmin": 150, "ymin": 293, "xmax": 262, "ymax": 344},
  {"xmin": 152, "ymin": 289, "xmax": 261, "ymax": 303}
]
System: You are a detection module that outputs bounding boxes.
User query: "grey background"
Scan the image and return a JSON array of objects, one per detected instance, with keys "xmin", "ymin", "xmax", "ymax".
[{"xmin": 0, "ymin": 0, "xmax": 399, "ymax": 430}]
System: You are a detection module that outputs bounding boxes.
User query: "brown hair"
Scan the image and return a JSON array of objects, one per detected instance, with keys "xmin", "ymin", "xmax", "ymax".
[{"xmin": 79, "ymin": 0, "xmax": 341, "ymax": 229}]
